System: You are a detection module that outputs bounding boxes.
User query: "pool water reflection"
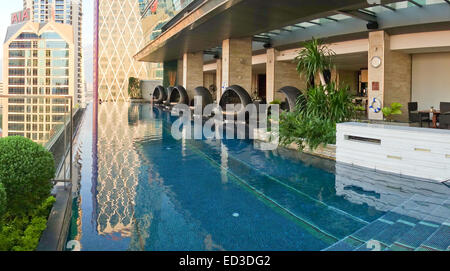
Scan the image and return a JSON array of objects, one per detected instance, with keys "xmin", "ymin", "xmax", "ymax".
[{"xmin": 69, "ymin": 103, "xmax": 450, "ymax": 251}]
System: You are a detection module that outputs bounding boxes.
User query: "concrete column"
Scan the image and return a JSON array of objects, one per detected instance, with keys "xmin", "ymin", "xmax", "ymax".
[
  {"xmin": 266, "ymin": 48, "xmax": 306, "ymax": 103},
  {"xmin": 222, "ymin": 37, "xmax": 252, "ymax": 95},
  {"xmin": 176, "ymin": 58, "xmax": 183, "ymax": 86},
  {"xmin": 216, "ymin": 58, "xmax": 222, "ymax": 102},
  {"xmin": 182, "ymin": 52, "xmax": 204, "ymax": 99},
  {"xmin": 266, "ymin": 48, "xmax": 276, "ymax": 103},
  {"xmin": 368, "ymin": 31, "xmax": 411, "ymax": 121}
]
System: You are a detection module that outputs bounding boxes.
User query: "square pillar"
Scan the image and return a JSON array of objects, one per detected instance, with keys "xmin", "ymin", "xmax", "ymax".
[
  {"xmin": 176, "ymin": 58, "xmax": 183, "ymax": 86},
  {"xmin": 183, "ymin": 52, "xmax": 204, "ymax": 99},
  {"xmin": 222, "ymin": 37, "xmax": 252, "ymax": 95},
  {"xmin": 216, "ymin": 58, "xmax": 222, "ymax": 102},
  {"xmin": 368, "ymin": 31, "xmax": 411, "ymax": 121},
  {"xmin": 266, "ymin": 48, "xmax": 307, "ymax": 103}
]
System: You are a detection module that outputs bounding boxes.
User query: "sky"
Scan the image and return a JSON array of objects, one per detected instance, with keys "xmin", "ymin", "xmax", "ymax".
[{"xmin": 0, "ymin": 0, "xmax": 94, "ymax": 84}]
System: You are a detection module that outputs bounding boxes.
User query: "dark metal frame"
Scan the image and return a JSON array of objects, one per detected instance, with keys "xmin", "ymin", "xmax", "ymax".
[
  {"xmin": 153, "ymin": 85, "xmax": 167, "ymax": 104},
  {"xmin": 278, "ymin": 86, "xmax": 303, "ymax": 112}
]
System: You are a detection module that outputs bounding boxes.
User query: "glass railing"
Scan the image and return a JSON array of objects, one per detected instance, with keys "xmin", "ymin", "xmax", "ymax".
[{"xmin": 0, "ymin": 94, "xmax": 83, "ymax": 184}]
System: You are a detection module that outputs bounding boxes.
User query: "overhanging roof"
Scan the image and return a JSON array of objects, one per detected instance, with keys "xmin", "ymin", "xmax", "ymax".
[{"xmin": 134, "ymin": 0, "xmax": 382, "ymax": 63}]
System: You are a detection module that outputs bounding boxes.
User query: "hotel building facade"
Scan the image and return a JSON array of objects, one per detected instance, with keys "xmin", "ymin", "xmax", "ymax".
[
  {"xmin": 96, "ymin": 0, "xmax": 150, "ymax": 102},
  {"xmin": 2, "ymin": 20, "xmax": 75, "ymax": 144},
  {"xmin": 24, "ymin": 0, "xmax": 85, "ymax": 107},
  {"xmin": 133, "ymin": 0, "xmax": 450, "ymax": 122}
]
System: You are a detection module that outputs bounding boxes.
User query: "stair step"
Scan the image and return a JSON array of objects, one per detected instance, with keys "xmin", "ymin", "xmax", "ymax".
[
  {"xmin": 385, "ymin": 243, "xmax": 414, "ymax": 251},
  {"xmin": 394, "ymin": 221, "xmax": 440, "ymax": 249},
  {"xmin": 354, "ymin": 240, "xmax": 388, "ymax": 251},
  {"xmin": 350, "ymin": 196, "xmax": 415, "ymax": 242},
  {"xmin": 323, "ymin": 237, "xmax": 363, "ymax": 251},
  {"xmin": 415, "ymin": 246, "xmax": 438, "ymax": 251},
  {"xmin": 371, "ymin": 218, "xmax": 418, "ymax": 246},
  {"xmin": 420, "ymin": 222, "xmax": 450, "ymax": 251},
  {"xmin": 393, "ymin": 196, "xmax": 448, "ymax": 249},
  {"xmin": 418, "ymin": 198, "xmax": 450, "ymax": 251}
]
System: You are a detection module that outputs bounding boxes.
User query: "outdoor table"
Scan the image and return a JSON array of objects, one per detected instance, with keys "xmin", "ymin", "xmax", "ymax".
[{"xmin": 420, "ymin": 110, "xmax": 440, "ymax": 128}]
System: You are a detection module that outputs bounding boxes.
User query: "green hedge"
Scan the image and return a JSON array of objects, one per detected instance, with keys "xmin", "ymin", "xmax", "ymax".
[
  {"xmin": 0, "ymin": 196, "xmax": 55, "ymax": 251},
  {"xmin": 0, "ymin": 183, "xmax": 6, "ymax": 219},
  {"xmin": 0, "ymin": 136, "xmax": 55, "ymax": 215},
  {"xmin": 0, "ymin": 137, "xmax": 56, "ymax": 251}
]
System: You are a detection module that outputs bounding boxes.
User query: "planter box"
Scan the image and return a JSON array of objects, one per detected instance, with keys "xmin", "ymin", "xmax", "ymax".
[
  {"xmin": 253, "ymin": 128, "xmax": 336, "ymax": 160},
  {"xmin": 337, "ymin": 122, "xmax": 450, "ymax": 182}
]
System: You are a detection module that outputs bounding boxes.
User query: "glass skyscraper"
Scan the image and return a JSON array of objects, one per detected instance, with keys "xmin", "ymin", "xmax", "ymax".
[
  {"xmin": 24, "ymin": 0, "xmax": 85, "ymax": 107},
  {"xmin": 2, "ymin": 22, "xmax": 75, "ymax": 144}
]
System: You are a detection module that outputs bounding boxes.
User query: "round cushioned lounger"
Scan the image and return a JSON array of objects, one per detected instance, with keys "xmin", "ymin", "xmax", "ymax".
[
  {"xmin": 278, "ymin": 86, "xmax": 303, "ymax": 112},
  {"xmin": 219, "ymin": 85, "xmax": 252, "ymax": 109},
  {"xmin": 153, "ymin": 85, "xmax": 167, "ymax": 104},
  {"xmin": 167, "ymin": 85, "xmax": 189, "ymax": 105},
  {"xmin": 190, "ymin": 86, "xmax": 214, "ymax": 110},
  {"xmin": 164, "ymin": 87, "xmax": 174, "ymax": 105}
]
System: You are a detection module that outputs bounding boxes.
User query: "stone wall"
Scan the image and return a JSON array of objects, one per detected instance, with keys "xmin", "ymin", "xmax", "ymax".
[
  {"xmin": 384, "ymin": 50, "xmax": 412, "ymax": 122},
  {"xmin": 222, "ymin": 38, "xmax": 253, "ymax": 94},
  {"xmin": 183, "ymin": 52, "xmax": 204, "ymax": 99},
  {"xmin": 267, "ymin": 48, "xmax": 307, "ymax": 103}
]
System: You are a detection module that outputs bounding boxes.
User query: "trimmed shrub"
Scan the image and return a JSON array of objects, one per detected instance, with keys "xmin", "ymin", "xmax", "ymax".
[
  {"xmin": 128, "ymin": 77, "xmax": 142, "ymax": 99},
  {"xmin": 0, "ymin": 136, "xmax": 55, "ymax": 215},
  {"xmin": 0, "ymin": 183, "xmax": 6, "ymax": 219},
  {"xmin": 0, "ymin": 196, "xmax": 55, "ymax": 251}
]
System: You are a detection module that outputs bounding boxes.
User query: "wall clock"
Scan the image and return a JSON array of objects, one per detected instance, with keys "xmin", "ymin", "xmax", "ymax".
[{"xmin": 371, "ymin": 56, "xmax": 382, "ymax": 68}]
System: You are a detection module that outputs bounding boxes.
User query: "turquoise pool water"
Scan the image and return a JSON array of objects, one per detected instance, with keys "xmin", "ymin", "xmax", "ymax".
[{"xmin": 69, "ymin": 103, "xmax": 450, "ymax": 251}]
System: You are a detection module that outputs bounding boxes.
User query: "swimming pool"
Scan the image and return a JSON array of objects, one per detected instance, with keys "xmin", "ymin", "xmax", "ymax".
[{"xmin": 69, "ymin": 102, "xmax": 450, "ymax": 251}]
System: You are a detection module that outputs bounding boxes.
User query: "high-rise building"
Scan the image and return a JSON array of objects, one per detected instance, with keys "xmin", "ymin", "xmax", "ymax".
[
  {"xmin": 96, "ymin": 0, "xmax": 149, "ymax": 102},
  {"xmin": 24, "ymin": 0, "xmax": 84, "ymax": 108},
  {"xmin": 2, "ymin": 20, "xmax": 75, "ymax": 144},
  {"xmin": 137, "ymin": 0, "xmax": 195, "ymax": 86}
]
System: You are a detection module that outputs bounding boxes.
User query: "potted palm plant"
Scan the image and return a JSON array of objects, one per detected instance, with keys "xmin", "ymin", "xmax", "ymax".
[
  {"xmin": 382, "ymin": 102, "xmax": 403, "ymax": 122},
  {"xmin": 295, "ymin": 37, "xmax": 335, "ymax": 87}
]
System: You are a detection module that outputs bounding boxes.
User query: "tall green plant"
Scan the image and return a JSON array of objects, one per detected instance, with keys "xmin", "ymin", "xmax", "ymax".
[
  {"xmin": 280, "ymin": 83, "xmax": 355, "ymax": 150},
  {"xmin": 128, "ymin": 77, "xmax": 142, "ymax": 99},
  {"xmin": 295, "ymin": 38, "xmax": 335, "ymax": 87}
]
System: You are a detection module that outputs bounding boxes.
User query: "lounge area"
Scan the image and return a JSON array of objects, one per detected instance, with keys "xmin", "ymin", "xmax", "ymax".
[{"xmin": 408, "ymin": 102, "xmax": 450, "ymax": 129}]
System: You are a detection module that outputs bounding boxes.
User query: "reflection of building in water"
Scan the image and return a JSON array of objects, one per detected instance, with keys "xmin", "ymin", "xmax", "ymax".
[
  {"xmin": 335, "ymin": 163, "xmax": 450, "ymax": 217},
  {"xmin": 96, "ymin": 103, "xmax": 162, "ymax": 237}
]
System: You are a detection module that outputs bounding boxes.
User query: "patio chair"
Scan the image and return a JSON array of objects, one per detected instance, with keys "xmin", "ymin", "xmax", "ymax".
[
  {"xmin": 152, "ymin": 85, "xmax": 167, "ymax": 104},
  {"xmin": 166, "ymin": 85, "xmax": 189, "ymax": 106},
  {"xmin": 219, "ymin": 85, "xmax": 253, "ymax": 121},
  {"xmin": 408, "ymin": 102, "xmax": 431, "ymax": 127},
  {"xmin": 439, "ymin": 102, "xmax": 450, "ymax": 129},
  {"xmin": 189, "ymin": 86, "xmax": 213, "ymax": 111},
  {"xmin": 440, "ymin": 102, "xmax": 450, "ymax": 113},
  {"xmin": 278, "ymin": 86, "xmax": 303, "ymax": 112}
]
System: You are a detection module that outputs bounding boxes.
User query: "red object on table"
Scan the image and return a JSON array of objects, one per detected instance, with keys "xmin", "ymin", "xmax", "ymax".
[{"xmin": 420, "ymin": 110, "xmax": 440, "ymax": 128}]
